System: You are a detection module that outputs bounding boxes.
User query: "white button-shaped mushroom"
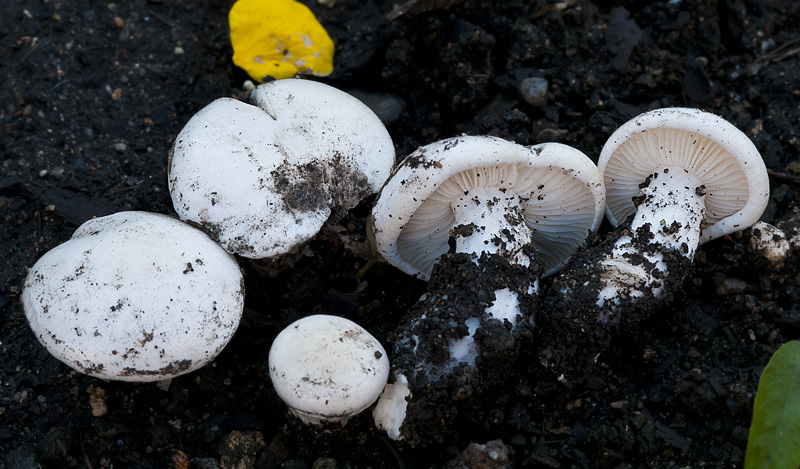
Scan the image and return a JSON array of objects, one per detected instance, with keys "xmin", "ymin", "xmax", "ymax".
[
  {"xmin": 169, "ymin": 78, "xmax": 395, "ymax": 259},
  {"xmin": 268, "ymin": 314, "xmax": 390, "ymax": 426},
  {"xmin": 369, "ymin": 135, "xmax": 605, "ymax": 443},
  {"xmin": 22, "ymin": 211, "xmax": 244, "ymax": 382},
  {"xmin": 595, "ymin": 107, "xmax": 769, "ymax": 307}
]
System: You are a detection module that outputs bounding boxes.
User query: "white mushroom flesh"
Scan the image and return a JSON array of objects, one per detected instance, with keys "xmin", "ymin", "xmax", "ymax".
[
  {"xmin": 448, "ymin": 180, "xmax": 534, "ymax": 267},
  {"xmin": 447, "ymin": 287, "xmax": 525, "ymax": 364},
  {"xmin": 748, "ymin": 221, "xmax": 791, "ymax": 270},
  {"xmin": 373, "ymin": 373, "xmax": 411, "ymax": 440}
]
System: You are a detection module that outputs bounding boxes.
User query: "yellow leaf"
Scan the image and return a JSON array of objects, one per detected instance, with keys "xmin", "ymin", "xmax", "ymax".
[{"xmin": 229, "ymin": 0, "xmax": 334, "ymax": 82}]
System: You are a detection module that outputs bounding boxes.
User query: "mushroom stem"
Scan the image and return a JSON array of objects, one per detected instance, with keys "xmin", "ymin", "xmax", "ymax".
[
  {"xmin": 597, "ymin": 167, "xmax": 705, "ymax": 309},
  {"xmin": 451, "ymin": 186, "xmax": 535, "ymax": 268},
  {"xmin": 629, "ymin": 167, "xmax": 705, "ymax": 255},
  {"xmin": 448, "ymin": 186, "xmax": 539, "ymax": 364}
]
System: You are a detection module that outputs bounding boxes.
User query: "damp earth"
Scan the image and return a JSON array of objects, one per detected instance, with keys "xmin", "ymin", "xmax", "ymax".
[{"xmin": 3, "ymin": 0, "xmax": 800, "ymax": 467}]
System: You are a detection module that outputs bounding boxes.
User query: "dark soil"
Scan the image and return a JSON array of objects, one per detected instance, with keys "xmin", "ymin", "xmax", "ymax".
[{"xmin": 2, "ymin": 0, "xmax": 800, "ymax": 467}]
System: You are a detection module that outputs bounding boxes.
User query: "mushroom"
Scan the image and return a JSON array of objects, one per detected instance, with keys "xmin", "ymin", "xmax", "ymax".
[
  {"xmin": 369, "ymin": 135, "xmax": 606, "ymax": 444},
  {"xmin": 268, "ymin": 314, "xmax": 390, "ymax": 425},
  {"xmin": 22, "ymin": 211, "xmax": 244, "ymax": 382},
  {"xmin": 744, "ymin": 221, "xmax": 792, "ymax": 272},
  {"xmin": 168, "ymin": 78, "xmax": 395, "ymax": 260},
  {"xmin": 594, "ymin": 107, "xmax": 769, "ymax": 308},
  {"xmin": 541, "ymin": 108, "xmax": 769, "ymax": 383}
]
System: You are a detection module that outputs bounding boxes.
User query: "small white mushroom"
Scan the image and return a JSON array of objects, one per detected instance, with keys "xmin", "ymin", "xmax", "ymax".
[
  {"xmin": 268, "ymin": 314, "xmax": 390, "ymax": 426},
  {"xmin": 746, "ymin": 221, "xmax": 791, "ymax": 270},
  {"xmin": 369, "ymin": 135, "xmax": 605, "ymax": 442},
  {"xmin": 169, "ymin": 78, "xmax": 395, "ymax": 259},
  {"xmin": 22, "ymin": 211, "xmax": 244, "ymax": 382},
  {"xmin": 594, "ymin": 107, "xmax": 769, "ymax": 308}
]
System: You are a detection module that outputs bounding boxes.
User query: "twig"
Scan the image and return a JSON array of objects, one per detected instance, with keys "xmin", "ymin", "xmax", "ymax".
[
  {"xmin": 530, "ymin": 0, "xmax": 578, "ymax": 20},
  {"xmin": 748, "ymin": 36, "xmax": 800, "ymax": 74},
  {"xmin": 79, "ymin": 427, "xmax": 94, "ymax": 469},
  {"xmin": 103, "ymin": 182, "xmax": 144, "ymax": 197},
  {"xmin": 357, "ymin": 256, "xmax": 387, "ymax": 278},
  {"xmin": 21, "ymin": 38, "xmax": 51, "ymax": 63},
  {"xmin": 148, "ymin": 9, "xmax": 176, "ymax": 28},
  {"xmin": 768, "ymin": 168, "xmax": 800, "ymax": 185}
]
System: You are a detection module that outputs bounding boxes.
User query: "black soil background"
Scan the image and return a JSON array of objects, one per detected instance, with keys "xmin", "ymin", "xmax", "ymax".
[{"xmin": 2, "ymin": 0, "xmax": 800, "ymax": 467}]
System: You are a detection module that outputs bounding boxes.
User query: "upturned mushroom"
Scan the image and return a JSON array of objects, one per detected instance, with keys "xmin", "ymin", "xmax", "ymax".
[
  {"xmin": 555, "ymin": 108, "xmax": 769, "ymax": 310},
  {"xmin": 542, "ymin": 108, "xmax": 769, "ymax": 381},
  {"xmin": 268, "ymin": 314, "xmax": 390, "ymax": 425},
  {"xmin": 369, "ymin": 135, "xmax": 606, "ymax": 444},
  {"xmin": 169, "ymin": 78, "xmax": 395, "ymax": 260},
  {"xmin": 22, "ymin": 212, "xmax": 244, "ymax": 382}
]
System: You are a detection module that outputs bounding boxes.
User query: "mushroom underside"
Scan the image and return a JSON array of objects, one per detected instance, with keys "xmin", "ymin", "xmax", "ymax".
[
  {"xmin": 603, "ymin": 127, "xmax": 750, "ymax": 234},
  {"xmin": 396, "ymin": 163, "xmax": 601, "ymax": 278}
]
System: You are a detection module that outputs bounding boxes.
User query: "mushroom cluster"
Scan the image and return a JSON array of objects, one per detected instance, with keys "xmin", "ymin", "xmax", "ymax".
[
  {"xmin": 367, "ymin": 108, "xmax": 769, "ymax": 445},
  {"xmin": 23, "ymin": 75, "xmax": 772, "ymax": 455},
  {"xmin": 22, "ymin": 78, "xmax": 395, "ymax": 388}
]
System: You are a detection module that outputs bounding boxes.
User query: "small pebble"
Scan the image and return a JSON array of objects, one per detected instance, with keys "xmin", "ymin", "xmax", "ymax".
[
  {"xmin": 88, "ymin": 386, "xmax": 108, "ymax": 417},
  {"xmin": 312, "ymin": 458, "xmax": 338, "ymax": 469},
  {"xmin": 113, "ymin": 142, "xmax": 127, "ymax": 153},
  {"xmin": 714, "ymin": 276, "xmax": 749, "ymax": 296},
  {"xmin": 174, "ymin": 46, "xmax": 184, "ymax": 55},
  {"xmin": 348, "ymin": 90, "xmax": 405, "ymax": 125},
  {"xmin": 518, "ymin": 77, "xmax": 548, "ymax": 108}
]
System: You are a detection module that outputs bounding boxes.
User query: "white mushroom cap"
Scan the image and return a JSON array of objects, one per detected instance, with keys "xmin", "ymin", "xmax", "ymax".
[
  {"xmin": 598, "ymin": 107, "xmax": 769, "ymax": 243},
  {"xmin": 268, "ymin": 314, "xmax": 390, "ymax": 425},
  {"xmin": 169, "ymin": 78, "xmax": 395, "ymax": 258},
  {"xmin": 370, "ymin": 135, "xmax": 606, "ymax": 279},
  {"xmin": 22, "ymin": 211, "xmax": 244, "ymax": 382}
]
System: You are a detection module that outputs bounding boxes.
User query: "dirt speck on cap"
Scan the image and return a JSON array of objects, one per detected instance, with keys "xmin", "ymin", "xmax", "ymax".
[{"xmin": 271, "ymin": 155, "xmax": 371, "ymax": 217}]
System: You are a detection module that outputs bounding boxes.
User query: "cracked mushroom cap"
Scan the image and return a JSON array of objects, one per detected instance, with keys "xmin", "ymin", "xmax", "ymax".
[
  {"xmin": 22, "ymin": 212, "xmax": 244, "ymax": 382},
  {"xmin": 369, "ymin": 135, "xmax": 606, "ymax": 280},
  {"xmin": 268, "ymin": 315, "xmax": 390, "ymax": 425},
  {"xmin": 169, "ymin": 78, "xmax": 395, "ymax": 259},
  {"xmin": 598, "ymin": 107, "xmax": 770, "ymax": 243}
]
